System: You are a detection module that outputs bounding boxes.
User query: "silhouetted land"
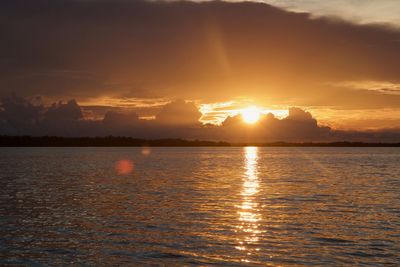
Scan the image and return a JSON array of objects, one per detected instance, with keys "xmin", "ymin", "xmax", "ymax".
[
  {"xmin": 1, "ymin": 136, "xmax": 400, "ymax": 147},
  {"xmin": 0, "ymin": 136, "xmax": 230, "ymax": 147}
]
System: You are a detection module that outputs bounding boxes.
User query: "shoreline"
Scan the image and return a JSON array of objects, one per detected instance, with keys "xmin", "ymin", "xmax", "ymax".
[{"xmin": 1, "ymin": 136, "xmax": 400, "ymax": 147}]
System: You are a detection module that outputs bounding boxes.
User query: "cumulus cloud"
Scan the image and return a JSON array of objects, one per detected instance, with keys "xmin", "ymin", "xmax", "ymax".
[
  {"xmin": 0, "ymin": 96, "xmax": 85, "ymax": 136},
  {"xmin": 286, "ymin": 107, "xmax": 313, "ymax": 121},
  {"xmin": 218, "ymin": 108, "xmax": 331, "ymax": 142},
  {"xmin": 45, "ymin": 100, "xmax": 83, "ymax": 122},
  {"xmin": 155, "ymin": 100, "xmax": 202, "ymax": 126},
  {"xmin": 1, "ymin": 96, "xmax": 400, "ymax": 142},
  {"xmin": 0, "ymin": 95, "xmax": 43, "ymax": 135}
]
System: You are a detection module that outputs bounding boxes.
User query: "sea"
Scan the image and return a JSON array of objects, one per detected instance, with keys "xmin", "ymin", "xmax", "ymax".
[{"xmin": 1, "ymin": 147, "xmax": 399, "ymax": 266}]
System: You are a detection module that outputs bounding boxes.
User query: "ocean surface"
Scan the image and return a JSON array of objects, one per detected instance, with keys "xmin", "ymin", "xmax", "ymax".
[{"xmin": 1, "ymin": 147, "xmax": 399, "ymax": 266}]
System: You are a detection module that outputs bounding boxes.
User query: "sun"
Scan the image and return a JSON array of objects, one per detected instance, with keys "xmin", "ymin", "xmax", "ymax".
[{"xmin": 241, "ymin": 107, "xmax": 261, "ymax": 124}]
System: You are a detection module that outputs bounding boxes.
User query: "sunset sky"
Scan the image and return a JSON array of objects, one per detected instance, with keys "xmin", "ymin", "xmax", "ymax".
[{"xmin": 1, "ymin": 0, "xmax": 400, "ymax": 141}]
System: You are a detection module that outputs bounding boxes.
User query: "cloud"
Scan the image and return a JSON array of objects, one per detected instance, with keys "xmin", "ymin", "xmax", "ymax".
[
  {"xmin": 261, "ymin": 0, "xmax": 400, "ymax": 27},
  {"xmin": 1, "ymin": 0, "xmax": 400, "ymax": 110},
  {"xmin": 0, "ymin": 95, "xmax": 43, "ymax": 135},
  {"xmin": 102, "ymin": 111, "xmax": 140, "ymax": 135},
  {"xmin": 155, "ymin": 100, "xmax": 202, "ymax": 125},
  {"xmin": 0, "ymin": 96, "xmax": 85, "ymax": 136},
  {"xmin": 103, "ymin": 111, "xmax": 139, "ymax": 126},
  {"xmin": 286, "ymin": 107, "xmax": 314, "ymax": 121},
  {"xmin": 1, "ymin": 96, "xmax": 400, "ymax": 142},
  {"xmin": 45, "ymin": 99, "xmax": 83, "ymax": 121},
  {"xmin": 218, "ymin": 108, "xmax": 331, "ymax": 142},
  {"xmin": 333, "ymin": 80, "xmax": 400, "ymax": 95}
]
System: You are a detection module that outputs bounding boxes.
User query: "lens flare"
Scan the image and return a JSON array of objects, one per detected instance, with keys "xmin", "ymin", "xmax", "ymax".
[
  {"xmin": 115, "ymin": 159, "xmax": 134, "ymax": 175},
  {"xmin": 141, "ymin": 146, "xmax": 151, "ymax": 156}
]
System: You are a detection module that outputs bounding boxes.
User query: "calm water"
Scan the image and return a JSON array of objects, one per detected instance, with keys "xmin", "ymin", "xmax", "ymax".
[{"xmin": 1, "ymin": 147, "xmax": 399, "ymax": 266}]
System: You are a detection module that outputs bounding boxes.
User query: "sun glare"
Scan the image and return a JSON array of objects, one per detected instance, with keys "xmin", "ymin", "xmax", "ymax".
[{"xmin": 241, "ymin": 107, "xmax": 261, "ymax": 124}]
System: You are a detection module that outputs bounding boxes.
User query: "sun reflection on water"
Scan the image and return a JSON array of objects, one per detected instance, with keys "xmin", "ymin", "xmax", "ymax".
[{"xmin": 235, "ymin": 147, "xmax": 262, "ymax": 260}]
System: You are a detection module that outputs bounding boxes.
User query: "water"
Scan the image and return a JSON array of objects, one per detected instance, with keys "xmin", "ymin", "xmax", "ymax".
[{"xmin": 1, "ymin": 147, "xmax": 399, "ymax": 266}]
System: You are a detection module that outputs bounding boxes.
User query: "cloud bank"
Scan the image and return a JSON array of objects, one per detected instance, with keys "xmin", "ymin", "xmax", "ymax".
[
  {"xmin": 1, "ymin": 0, "xmax": 400, "ymax": 110},
  {"xmin": 1, "ymin": 96, "xmax": 400, "ymax": 143}
]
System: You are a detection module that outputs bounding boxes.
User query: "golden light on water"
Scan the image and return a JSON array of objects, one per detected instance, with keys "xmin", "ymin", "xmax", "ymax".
[
  {"xmin": 241, "ymin": 107, "xmax": 261, "ymax": 124},
  {"xmin": 236, "ymin": 147, "xmax": 262, "ymax": 260}
]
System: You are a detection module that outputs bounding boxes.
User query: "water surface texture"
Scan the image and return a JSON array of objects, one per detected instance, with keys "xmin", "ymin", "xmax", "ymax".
[{"xmin": 1, "ymin": 147, "xmax": 399, "ymax": 266}]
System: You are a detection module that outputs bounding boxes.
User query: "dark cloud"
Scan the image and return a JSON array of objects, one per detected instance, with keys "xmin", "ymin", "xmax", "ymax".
[
  {"xmin": 1, "ymin": 96, "xmax": 400, "ymax": 142},
  {"xmin": 102, "ymin": 110, "xmax": 140, "ymax": 136},
  {"xmin": 0, "ymin": 96, "xmax": 87, "ymax": 136},
  {"xmin": 218, "ymin": 108, "xmax": 331, "ymax": 142},
  {"xmin": 1, "ymin": 0, "xmax": 400, "ymax": 108},
  {"xmin": 286, "ymin": 107, "xmax": 314, "ymax": 121},
  {"xmin": 103, "ymin": 111, "xmax": 139, "ymax": 127},
  {"xmin": 45, "ymin": 99, "xmax": 83, "ymax": 121},
  {"xmin": 0, "ymin": 95, "xmax": 45, "ymax": 135},
  {"xmin": 155, "ymin": 100, "xmax": 202, "ymax": 126}
]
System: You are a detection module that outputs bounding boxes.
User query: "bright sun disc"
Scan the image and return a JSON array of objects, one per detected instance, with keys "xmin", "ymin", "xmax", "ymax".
[{"xmin": 241, "ymin": 107, "xmax": 261, "ymax": 124}]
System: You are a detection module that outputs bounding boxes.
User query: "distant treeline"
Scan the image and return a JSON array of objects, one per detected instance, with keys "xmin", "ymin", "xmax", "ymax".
[
  {"xmin": 237, "ymin": 142, "xmax": 400, "ymax": 147},
  {"xmin": 0, "ymin": 136, "xmax": 230, "ymax": 147},
  {"xmin": 0, "ymin": 136, "xmax": 399, "ymax": 147}
]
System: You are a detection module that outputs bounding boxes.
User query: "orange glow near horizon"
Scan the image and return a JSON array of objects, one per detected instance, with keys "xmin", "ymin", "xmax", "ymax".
[{"xmin": 75, "ymin": 96, "xmax": 400, "ymax": 130}]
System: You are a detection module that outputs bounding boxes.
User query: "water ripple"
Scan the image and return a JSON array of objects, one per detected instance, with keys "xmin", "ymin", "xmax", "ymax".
[{"xmin": 0, "ymin": 147, "xmax": 399, "ymax": 266}]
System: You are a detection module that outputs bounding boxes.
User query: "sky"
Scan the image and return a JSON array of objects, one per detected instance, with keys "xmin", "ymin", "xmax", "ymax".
[{"xmin": 1, "ymin": 0, "xmax": 400, "ymax": 141}]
